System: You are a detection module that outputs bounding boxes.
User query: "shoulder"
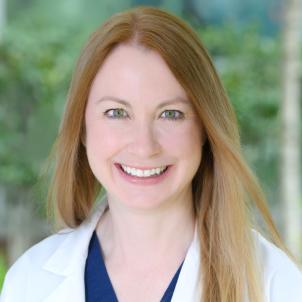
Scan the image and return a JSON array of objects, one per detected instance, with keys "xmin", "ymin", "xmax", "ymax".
[
  {"xmin": 16, "ymin": 229, "xmax": 73, "ymax": 265},
  {"xmin": 252, "ymin": 230, "xmax": 302, "ymax": 302},
  {"xmin": 0, "ymin": 199, "xmax": 108, "ymax": 302},
  {"xmin": 0, "ymin": 229, "xmax": 73, "ymax": 302}
]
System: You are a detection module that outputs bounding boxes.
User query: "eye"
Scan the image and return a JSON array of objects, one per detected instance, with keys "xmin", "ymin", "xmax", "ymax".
[
  {"xmin": 103, "ymin": 108, "xmax": 128, "ymax": 119},
  {"xmin": 160, "ymin": 110, "xmax": 184, "ymax": 120}
]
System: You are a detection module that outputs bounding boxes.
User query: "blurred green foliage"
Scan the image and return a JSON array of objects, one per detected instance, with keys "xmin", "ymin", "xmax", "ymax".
[
  {"xmin": 0, "ymin": 1, "xmax": 296, "ymax": 209},
  {"xmin": 0, "ymin": 0, "xmax": 132, "ymax": 191},
  {"xmin": 0, "ymin": 27, "xmax": 69, "ymax": 186},
  {"xmin": 199, "ymin": 24, "xmax": 282, "ymax": 203},
  {"xmin": 0, "ymin": 253, "xmax": 7, "ymax": 290}
]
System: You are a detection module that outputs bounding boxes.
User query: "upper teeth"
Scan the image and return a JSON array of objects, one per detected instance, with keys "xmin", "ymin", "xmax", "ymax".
[{"xmin": 121, "ymin": 165, "xmax": 167, "ymax": 177}]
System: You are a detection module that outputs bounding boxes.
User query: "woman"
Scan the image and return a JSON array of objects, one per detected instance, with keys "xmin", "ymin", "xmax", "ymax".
[{"xmin": 1, "ymin": 6, "xmax": 302, "ymax": 302}]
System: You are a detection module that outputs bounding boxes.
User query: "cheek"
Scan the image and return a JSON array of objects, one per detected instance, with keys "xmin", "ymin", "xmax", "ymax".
[
  {"xmin": 85, "ymin": 122, "xmax": 123, "ymax": 185},
  {"xmin": 85, "ymin": 104, "xmax": 128, "ymax": 155},
  {"xmin": 86, "ymin": 122, "xmax": 122, "ymax": 157},
  {"xmin": 161, "ymin": 121, "xmax": 202, "ymax": 156}
]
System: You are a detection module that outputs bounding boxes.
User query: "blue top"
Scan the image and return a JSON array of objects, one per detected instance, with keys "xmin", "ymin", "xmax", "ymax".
[{"xmin": 85, "ymin": 231, "xmax": 183, "ymax": 302}]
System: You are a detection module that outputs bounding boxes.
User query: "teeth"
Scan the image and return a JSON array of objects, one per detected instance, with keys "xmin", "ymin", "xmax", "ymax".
[
  {"xmin": 121, "ymin": 165, "xmax": 167, "ymax": 177},
  {"xmin": 143, "ymin": 169, "xmax": 151, "ymax": 176}
]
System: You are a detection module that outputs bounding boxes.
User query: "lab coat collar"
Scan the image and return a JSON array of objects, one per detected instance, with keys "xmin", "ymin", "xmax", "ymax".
[
  {"xmin": 43, "ymin": 197, "xmax": 108, "ymax": 276},
  {"xmin": 42, "ymin": 195, "xmax": 108, "ymax": 302}
]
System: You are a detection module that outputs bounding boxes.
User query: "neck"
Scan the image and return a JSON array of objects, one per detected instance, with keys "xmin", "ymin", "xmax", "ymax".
[{"xmin": 96, "ymin": 191, "xmax": 195, "ymax": 267}]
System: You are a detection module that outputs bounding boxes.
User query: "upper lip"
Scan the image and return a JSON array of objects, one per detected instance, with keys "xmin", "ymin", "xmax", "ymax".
[{"xmin": 116, "ymin": 163, "xmax": 170, "ymax": 170}]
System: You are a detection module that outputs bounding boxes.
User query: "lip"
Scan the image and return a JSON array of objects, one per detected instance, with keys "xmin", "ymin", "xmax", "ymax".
[
  {"xmin": 114, "ymin": 163, "xmax": 172, "ymax": 185},
  {"xmin": 116, "ymin": 163, "xmax": 169, "ymax": 170}
]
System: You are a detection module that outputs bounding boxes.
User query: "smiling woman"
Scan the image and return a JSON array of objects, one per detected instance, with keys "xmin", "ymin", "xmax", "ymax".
[
  {"xmin": 84, "ymin": 44, "xmax": 202, "ymax": 211},
  {"xmin": 1, "ymin": 5, "xmax": 302, "ymax": 302}
]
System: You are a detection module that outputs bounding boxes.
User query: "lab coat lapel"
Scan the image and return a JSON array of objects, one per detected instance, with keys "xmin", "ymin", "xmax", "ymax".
[
  {"xmin": 43, "ymin": 273, "xmax": 85, "ymax": 302},
  {"xmin": 171, "ymin": 225, "xmax": 202, "ymax": 302},
  {"xmin": 42, "ymin": 197, "xmax": 108, "ymax": 302}
]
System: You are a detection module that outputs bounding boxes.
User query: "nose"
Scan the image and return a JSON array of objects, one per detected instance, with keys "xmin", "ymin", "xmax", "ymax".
[{"xmin": 127, "ymin": 120, "xmax": 161, "ymax": 158}]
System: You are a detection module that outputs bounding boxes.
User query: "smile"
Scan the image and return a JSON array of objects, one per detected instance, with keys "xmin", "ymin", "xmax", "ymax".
[{"xmin": 120, "ymin": 164, "xmax": 168, "ymax": 177}]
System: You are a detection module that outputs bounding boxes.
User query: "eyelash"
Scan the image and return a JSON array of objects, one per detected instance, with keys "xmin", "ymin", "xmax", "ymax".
[{"xmin": 103, "ymin": 108, "xmax": 185, "ymax": 121}]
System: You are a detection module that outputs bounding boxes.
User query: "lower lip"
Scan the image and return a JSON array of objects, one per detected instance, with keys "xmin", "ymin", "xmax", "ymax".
[{"xmin": 115, "ymin": 164, "xmax": 172, "ymax": 185}]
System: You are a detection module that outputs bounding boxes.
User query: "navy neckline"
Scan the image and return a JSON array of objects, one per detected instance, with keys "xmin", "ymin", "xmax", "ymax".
[{"xmin": 85, "ymin": 230, "xmax": 183, "ymax": 302}]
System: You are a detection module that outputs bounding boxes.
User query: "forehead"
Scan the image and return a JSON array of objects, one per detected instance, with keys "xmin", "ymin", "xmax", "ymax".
[{"xmin": 88, "ymin": 44, "xmax": 189, "ymax": 106}]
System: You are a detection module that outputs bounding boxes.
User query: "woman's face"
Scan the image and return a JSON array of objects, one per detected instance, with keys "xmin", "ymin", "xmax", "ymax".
[{"xmin": 85, "ymin": 44, "xmax": 203, "ymax": 210}]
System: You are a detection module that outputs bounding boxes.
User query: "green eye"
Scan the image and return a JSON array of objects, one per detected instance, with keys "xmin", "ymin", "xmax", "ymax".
[
  {"xmin": 161, "ymin": 110, "xmax": 184, "ymax": 120},
  {"xmin": 104, "ymin": 108, "xmax": 128, "ymax": 119}
]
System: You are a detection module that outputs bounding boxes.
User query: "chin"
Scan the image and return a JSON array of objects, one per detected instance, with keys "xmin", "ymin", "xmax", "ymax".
[{"xmin": 110, "ymin": 192, "xmax": 173, "ymax": 211}]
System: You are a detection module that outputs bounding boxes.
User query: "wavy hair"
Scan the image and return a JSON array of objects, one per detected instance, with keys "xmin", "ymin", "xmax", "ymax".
[{"xmin": 48, "ymin": 6, "xmax": 289, "ymax": 302}]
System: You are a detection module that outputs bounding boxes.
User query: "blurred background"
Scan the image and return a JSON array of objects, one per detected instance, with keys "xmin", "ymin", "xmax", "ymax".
[{"xmin": 0, "ymin": 0, "xmax": 301, "ymax": 289}]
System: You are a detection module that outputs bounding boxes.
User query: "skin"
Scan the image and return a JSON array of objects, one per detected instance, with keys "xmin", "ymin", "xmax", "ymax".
[{"xmin": 85, "ymin": 43, "xmax": 203, "ymax": 302}]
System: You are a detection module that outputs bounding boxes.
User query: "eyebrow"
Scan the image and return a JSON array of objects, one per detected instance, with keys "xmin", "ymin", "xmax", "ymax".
[{"xmin": 95, "ymin": 96, "xmax": 191, "ymax": 109}]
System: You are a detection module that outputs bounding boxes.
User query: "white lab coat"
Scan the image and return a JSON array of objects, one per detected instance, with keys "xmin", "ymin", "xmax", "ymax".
[{"xmin": 1, "ymin": 194, "xmax": 302, "ymax": 302}]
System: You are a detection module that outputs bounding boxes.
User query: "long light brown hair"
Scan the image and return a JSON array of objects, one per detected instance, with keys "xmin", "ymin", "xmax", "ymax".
[{"xmin": 48, "ymin": 6, "xmax": 290, "ymax": 302}]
